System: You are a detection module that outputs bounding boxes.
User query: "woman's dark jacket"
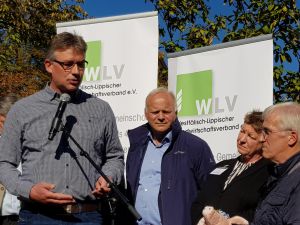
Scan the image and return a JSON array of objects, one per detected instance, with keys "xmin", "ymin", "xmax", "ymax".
[{"xmin": 191, "ymin": 157, "xmax": 272, "ymax": 224}]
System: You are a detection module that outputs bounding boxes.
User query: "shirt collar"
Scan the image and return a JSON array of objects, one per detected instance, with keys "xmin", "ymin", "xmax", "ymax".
[
  {"xmin": 273, "ymin": 151, "xmax": 300, "ymax": 177},
  {"xmin": 147, "ymin": 131, "xmax": 172, "ymax": 147},
  {"xmin": 44, "ymin": 84, "xmax": 80, "ymax": 102}
]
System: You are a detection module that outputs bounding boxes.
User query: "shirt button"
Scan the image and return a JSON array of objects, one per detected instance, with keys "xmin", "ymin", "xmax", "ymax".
[
  {"xmin": 66, "ymin": 186, "xmax": 69, "ymax": 189},
  {"xmin": 66, "ymin": 164, "xmax": 69, "ymax": 167},
  {"xmin": 144, "ymin": 188, "xmax": 148, "ymax": 192}
]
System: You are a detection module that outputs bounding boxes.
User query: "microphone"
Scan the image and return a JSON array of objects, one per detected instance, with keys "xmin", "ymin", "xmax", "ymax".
[{"xmin": 48, "ymin": 93, "xmax": 71, "ymax": 140}]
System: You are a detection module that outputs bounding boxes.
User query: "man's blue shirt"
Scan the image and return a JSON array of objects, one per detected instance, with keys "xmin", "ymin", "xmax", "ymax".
[{"xmin": 135, "ymin": 131, "xmax": 172, "ymax": 225}]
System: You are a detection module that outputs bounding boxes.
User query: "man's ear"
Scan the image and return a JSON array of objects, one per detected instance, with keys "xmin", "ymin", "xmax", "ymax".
[
  {"xmin": 288, "ymin": 131, "xmax": 298, "ymax": 147},
  {"xmin": 44, "ymin": 59, "xmax": 53, "ymax": 74},
  {"xmin": 144, "ymin": 108, "xmax": 148, "ymax": 121}
]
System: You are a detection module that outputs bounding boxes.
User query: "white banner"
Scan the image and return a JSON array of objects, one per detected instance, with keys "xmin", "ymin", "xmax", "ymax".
[
  {"xmin": 57, "ymin": 12, "xmax": 158, "ymax": 154},
  {"xmin": 168, "ymin": 35, "xmax": 273, "ymax": 162}
]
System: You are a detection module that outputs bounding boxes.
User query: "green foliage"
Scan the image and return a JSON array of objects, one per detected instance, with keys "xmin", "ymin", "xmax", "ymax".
[
  {"xmin": 148, "ymin": 0, "xmax": 226, "ymax": 52},
  {"xmin": 0, "ymin": 0, "xmax": 87, "ymax": 97},
  {"xmin": 148, "ymin": 0, "xmax": 299, "ymax": 102}
]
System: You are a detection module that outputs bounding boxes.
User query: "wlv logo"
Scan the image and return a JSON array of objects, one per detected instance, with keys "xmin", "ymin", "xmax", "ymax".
[
  {"xmin": 84, "ymin": 41, "xmax": 102, "ymax": 81},
  {"xmin": 176, "ymin": 70, "xmax": 213, "ymax": 116},
  {"xmin": 84, "ymin": 40, "xmax": 125, "ymax": 82}
]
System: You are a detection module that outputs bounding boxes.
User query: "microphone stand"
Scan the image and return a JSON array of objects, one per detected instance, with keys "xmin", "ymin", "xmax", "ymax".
[{"xmin": 60, "ymin": 123, "xmax": 142, "ymax": 224}]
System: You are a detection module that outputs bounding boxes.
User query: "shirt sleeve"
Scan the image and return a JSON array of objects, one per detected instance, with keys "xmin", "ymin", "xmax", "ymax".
[
  {"xmin": 0, "ymin": 105, "xmax": 34, "ymax": 199},
  {"xmin": 100, "ymin": 103, "xmax": 124, "ymax": 184}
]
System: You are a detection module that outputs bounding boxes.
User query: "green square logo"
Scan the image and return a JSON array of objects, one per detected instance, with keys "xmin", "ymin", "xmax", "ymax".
[
  {"xmin": 84, "ymin": 41, "xmax": 102, "ymax": 81},
  {"xmin": 176, "ymin": 70, "xmax": 213, "ymax": 116}
]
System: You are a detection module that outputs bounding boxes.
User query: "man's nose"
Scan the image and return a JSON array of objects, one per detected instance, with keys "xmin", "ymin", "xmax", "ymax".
[
  {"xmin": 71, "ymin": 63, "xmax": 80, "ymax": 74},
  {"xmin": 157, "ymin": 112, "xmax": 165, "ymax": 119}
]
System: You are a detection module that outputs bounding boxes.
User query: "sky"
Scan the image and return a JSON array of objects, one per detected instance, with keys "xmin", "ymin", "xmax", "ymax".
[{"xmin": 82, "ymin": 0, "xmax": 155, "ymax": 18}]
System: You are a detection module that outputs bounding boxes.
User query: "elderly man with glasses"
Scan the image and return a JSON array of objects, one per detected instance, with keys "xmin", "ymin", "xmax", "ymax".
[{"xmin": 250, "ymin": 102, "xmax": 300, "ymax": 225}]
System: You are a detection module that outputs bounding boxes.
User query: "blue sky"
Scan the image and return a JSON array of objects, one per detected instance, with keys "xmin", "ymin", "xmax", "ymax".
[{"xmin": 82, "ymin": 0, "xmax": 154, "ymax": 18}]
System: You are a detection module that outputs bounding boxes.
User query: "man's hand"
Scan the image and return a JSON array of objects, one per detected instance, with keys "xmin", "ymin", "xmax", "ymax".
[
  {"xmin": 92, "ymin": 176, "xmax": 111, "ymax": 198},
  {"xmin": 29, "ymin": 182, "xmax": 75, "ymax": 205}
]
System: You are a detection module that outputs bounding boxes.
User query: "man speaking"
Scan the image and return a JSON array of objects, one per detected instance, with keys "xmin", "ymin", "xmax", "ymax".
[{"xmin": 0, "ymin": 32, "xmax": 124, "ymax": 225}]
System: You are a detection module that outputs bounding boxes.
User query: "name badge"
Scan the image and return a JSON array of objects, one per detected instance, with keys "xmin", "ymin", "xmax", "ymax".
[{"xmin": 210, "ymin": 166, "xmax": 228, "ymax": 175}]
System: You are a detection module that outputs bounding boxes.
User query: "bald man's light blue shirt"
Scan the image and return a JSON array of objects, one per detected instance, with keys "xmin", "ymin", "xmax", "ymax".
[{"xmin": 135, "ymin": 131, "xmax": 172, "ymax": 225}]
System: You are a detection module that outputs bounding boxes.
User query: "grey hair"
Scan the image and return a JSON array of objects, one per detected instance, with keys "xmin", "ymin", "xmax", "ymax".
[
  {"xmin": 0, "ymin": 95, "xmax": 19, "ymax": 116},
  {"xmin": 263, "ymin": 102, "xmax": 300, "ymax": 140},
  {"xmin": 46, "ymin": 32, "xmax": 87, "ymax": 60},
  {"xmin": 145, "ymin": 87, "xmax": 177, "ymax": 112}
]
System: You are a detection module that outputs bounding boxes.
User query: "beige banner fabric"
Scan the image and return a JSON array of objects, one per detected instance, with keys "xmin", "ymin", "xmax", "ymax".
[
  {"xmin": 168, "ymin": 35, "xmax": 273, "ymax": 162},
  {"xmin": 56, "ymin": 12, "xmax": 158, "ymax": 157}
]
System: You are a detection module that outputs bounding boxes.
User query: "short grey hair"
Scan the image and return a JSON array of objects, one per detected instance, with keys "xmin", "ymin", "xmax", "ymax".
[
  {"xmin": 0, "ymin": 95, "xmax": 18, "ymax": 116},
  {"xmin": 46, "ymin": 32, "xmax": 87, "ymax": 60},
  {"xmin": 263, "ymin": 102, "xmax": 300, "ymax": 140},
  {"xmin": 145, "ymin": 87, "xmax": 177, "ymax": 112}
]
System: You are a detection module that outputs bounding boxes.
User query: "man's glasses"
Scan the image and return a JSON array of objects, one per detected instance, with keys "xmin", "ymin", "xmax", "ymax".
[
  {"xmin": 262, "ymin": 127, "xmax": 290, "ymax": 137},
  {"xmin": 53, "ymin": 59, "xmax": 88, "ymax": 71}
]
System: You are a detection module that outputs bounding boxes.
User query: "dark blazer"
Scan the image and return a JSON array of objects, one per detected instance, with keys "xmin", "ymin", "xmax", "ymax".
[{"xmin": 191, "ymin": 157, "xmax": 272, "ymax": 224}]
